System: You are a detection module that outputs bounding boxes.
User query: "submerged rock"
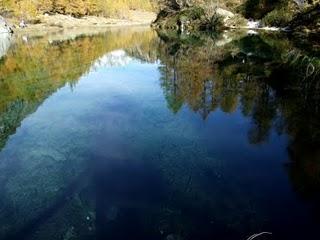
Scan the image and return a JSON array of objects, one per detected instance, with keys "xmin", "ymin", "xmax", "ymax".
[{"xmin": 166, "ymin": 234, "xmax": 182, "ymax": 240}]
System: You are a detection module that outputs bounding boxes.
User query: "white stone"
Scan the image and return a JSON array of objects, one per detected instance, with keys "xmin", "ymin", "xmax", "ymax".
[
  {"xmin": 0, "ymin": 32, "xmax": 11, "ymax": 59},
  {"xmin": 216, "ymin": 8, "xmax": 235, "ymax": 18}
]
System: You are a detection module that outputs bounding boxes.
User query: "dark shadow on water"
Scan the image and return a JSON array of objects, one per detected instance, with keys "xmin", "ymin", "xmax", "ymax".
[{"xmin": 91, "ymin": 154, "xmax": 167, "ymax": 240}]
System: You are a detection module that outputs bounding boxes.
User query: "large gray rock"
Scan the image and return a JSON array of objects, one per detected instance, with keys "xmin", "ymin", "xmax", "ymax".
[
  {"xmin": 0, "ymin": 32, "xmax": 11, "ymax": 59},
  {"xmin": 0, "ymin": 16, "xmax": 13, "ymax": 34},
  {"xmin": 0, "ymin": 16, "xmax": 12, "ymax": 59}
]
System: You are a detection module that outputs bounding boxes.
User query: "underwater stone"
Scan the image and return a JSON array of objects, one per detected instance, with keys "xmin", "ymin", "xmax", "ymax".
[{"xmin": 166, "ymin": 234, "xmax": 182, "ymax": 240}]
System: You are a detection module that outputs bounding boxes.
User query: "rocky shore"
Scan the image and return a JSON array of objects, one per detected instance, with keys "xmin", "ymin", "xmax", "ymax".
[
  {"xmin": 0, "ymin": 11, "xmax": 156, "ymax": 59},
  {"xmin": 152, "ymin": 1, "xmax": 320, "ymax": 36},
  {"xmin": 152, "ymin": 6, "xmax": 247, "ymax": 32},
  {"xmin": 2, "ymin": 10, "xmax": 156, "ymax": 37}
]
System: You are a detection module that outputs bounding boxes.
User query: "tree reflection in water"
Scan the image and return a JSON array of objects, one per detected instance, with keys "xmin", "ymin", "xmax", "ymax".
[
  {"xmin": 0, "ymin": 27, "xmax": 319, "ymax": 239},
  {"xmin": 156, "ymin": 29, "xmax": 320, "ymax": 229}
]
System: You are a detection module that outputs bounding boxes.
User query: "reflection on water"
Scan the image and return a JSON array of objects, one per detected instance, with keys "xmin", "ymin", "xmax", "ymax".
[{"xmin": 0, "ymin": 27, "xmax": 319, "ymax": 240}]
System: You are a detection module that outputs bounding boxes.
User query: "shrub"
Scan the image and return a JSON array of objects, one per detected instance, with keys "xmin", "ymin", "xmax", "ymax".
[{"xmin": 262, "ymin": 8, "xmax": 294, "ymax": 27}]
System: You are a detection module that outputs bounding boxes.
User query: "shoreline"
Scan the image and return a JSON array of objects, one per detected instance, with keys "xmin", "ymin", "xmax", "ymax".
[{"xmin": 8, "ymin": 10, "xmax": 156, "ymax": 38}]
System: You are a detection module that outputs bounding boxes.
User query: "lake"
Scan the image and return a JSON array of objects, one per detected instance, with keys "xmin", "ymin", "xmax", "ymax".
[{"xmin": 0, "ymin": 27, "xmax": 319, "ymax": 240}]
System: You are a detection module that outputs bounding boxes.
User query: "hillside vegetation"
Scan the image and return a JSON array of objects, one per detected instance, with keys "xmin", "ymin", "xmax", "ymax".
[
  {"xmin": 0, "ymin": 0, "xmax": 319, "ymax": 35},
  {"xmin": 155, "ymin": 0, "xmax": 320, "ymax": 31},
  {"xmin": 0, "ymin": 0, "xmax": 156, "ymax": 19}
]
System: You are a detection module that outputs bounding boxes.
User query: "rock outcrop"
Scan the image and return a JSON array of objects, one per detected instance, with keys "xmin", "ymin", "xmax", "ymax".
[
  {"xmin": 153, "ymin": 5, "xmax": 246, "ymax": 32},
  {"xmin": 0, "ymin": 16, "xmax": 12, "ymax": 59},
  {"xmin": 0, "ymin": 33, "xmax": 11, "ymax": 59},
  {"xmin": 0, "ymin": 16, "xmax": 13, "ymax": 34}
]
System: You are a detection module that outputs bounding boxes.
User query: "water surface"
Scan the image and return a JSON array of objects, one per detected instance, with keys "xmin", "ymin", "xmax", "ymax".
[{"xmin": 0, "ymin": 27, "xmax": 319, "ymax": 240}]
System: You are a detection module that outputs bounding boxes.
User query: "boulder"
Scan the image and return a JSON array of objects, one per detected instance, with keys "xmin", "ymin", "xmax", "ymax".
[
  {"xmin": 0, "ymin": 16, "xmax": 12, "ymax": 59},
  {"xmin": 216, "ymin": 8, "xmax": 235, "ymax": 19},
  {"xmin": 0, "ymin": 16, "xmax": 13, "ymax": 34},
  {"xmin": 0, "ymin": 32, "xmax": 11, "ymax": 59}
]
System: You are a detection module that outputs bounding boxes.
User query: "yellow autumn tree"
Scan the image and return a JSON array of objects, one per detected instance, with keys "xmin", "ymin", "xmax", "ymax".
[{"xmin": 0, "ymin": 0, "xmax": 155, "ymax": 18}]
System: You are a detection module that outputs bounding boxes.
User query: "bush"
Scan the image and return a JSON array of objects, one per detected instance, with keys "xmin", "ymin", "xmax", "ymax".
[{"xmin": 262, "ymin": 8, "xmax": 294, "ymax": 27}]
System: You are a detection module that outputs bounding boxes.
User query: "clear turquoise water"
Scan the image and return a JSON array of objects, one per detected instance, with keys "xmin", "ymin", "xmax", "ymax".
[{"xmin": 0, "ymin": 28, "xmax": 319, "ymax": 240}]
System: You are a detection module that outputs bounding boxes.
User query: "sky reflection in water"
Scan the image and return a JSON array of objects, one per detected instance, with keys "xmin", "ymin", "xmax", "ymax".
[{"xmin": 0, "ymin": 27, "xmax": 319, "ymax": 240}]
